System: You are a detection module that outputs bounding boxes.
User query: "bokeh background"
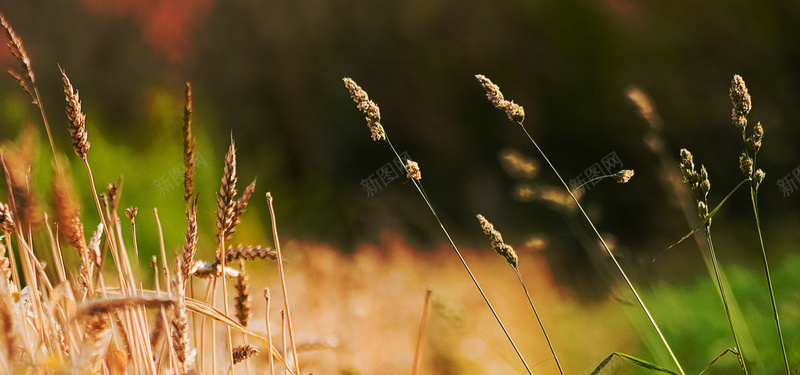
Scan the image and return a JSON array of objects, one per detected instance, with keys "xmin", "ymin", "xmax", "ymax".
[{"xmin": 0, "ymin": 0, "xmax": 799, "ymax": 373}]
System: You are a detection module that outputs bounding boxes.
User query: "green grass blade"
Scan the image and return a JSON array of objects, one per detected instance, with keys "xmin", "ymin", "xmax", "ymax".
[
  {"xmin": 698, "ymin": 348, "xmax": 739, "ymax": 375},
  {"xmin": 590, "ymin": 352, "xmax": 678, "ymax": 375}
]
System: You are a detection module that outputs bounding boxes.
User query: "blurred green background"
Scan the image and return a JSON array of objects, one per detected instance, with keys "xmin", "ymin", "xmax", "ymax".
[{"xmin": 0, "ymin": 0, "xmax": 799, "ymax": 373}]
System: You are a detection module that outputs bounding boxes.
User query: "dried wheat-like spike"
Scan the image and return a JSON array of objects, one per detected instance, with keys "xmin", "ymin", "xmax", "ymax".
[
  {"xmin": 234, "ymin": 261, "xmax": 251, "ymax": 327},
  {"xmin": 60, "ymin": 68, "xmax": 90, "ymax": 159},
  {"xmin": 342, "ymin": 77, "xmax": 385, "ymax": 141},
  {"xmin": 87, "ymin": 223, "xmax": 104, "ymax": 268},
  {"xmin": 730, "ymin": 74, "xmax": 751, "ymax": 131},
  {"xmin": 75, "ymin": 295, "xmax": 174, "ymax": 322},
  {"xmin": 183, "ymin": 82, "xmax": 195, "ymax": 204},
  {"xmin": 217, "ymin": 245, "xmax": 277, "ymax": 265},
  {"xmin": 180, "ymin": 197, "xmax": 198, "ymax": 289},
  {"xmin": 53, "ymin": 161, "xmax": 87, "ymax": 253},
  {"xmin": 500, "ymin": 149, "xmax": 538, "ymax": 179},
  {"xmin": 0, "ymin": 202, "xmax": 14, "ymax": 234},
  {"xmin": 0, "ymin": 13, "xmax": 35, "ymax": 104},
  {"xmin": 613, "ymin": 169, "xmax": 635, "ymax": 183},
  {"xmin": 191, "ymin": 261, "xmax": 241, "ymax": 279},
  {"xmin": 2, "ymin": 131, "xmax": 41, "ymax": 227},
  {"xmin": 475, "ymin": 74, "xmax": 525, "ymax": 123},
  {"xmin": 747, "ymin": 121, "xmax": 763, "ymax": 154},
  {"xmin": 476, "ymin": 214, "xmax": 518, "ymax": 267},
  {"xmin": 216, "ymin": 139, "xmax": 238, "ymax": 246},
  {"xmin": 170, "ymin": 263, "xmax": 190, "ymax": 368},
  {"xmin": 228, "ymin": 178, "xmax": 256, "ymax": 242},
  {"xmin": 231, "ymin": 344, "xmax": 258, "ymax": 365},
  {"xmin": 405, "ymin": 160, "xmax": 421, "ymax": 180}
]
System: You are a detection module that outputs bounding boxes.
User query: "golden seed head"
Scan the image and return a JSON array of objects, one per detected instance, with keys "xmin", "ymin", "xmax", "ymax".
[
  {"xmin": 613, "ymin": 169, "xmax": 635, "ymax": 183},
  {"xmin": 699, "ymin": 165, "xmax": 710, "ymax": 196},
  {"xmin": 626, "ymin": 86, "xmax": 658, "ymax": 128},
  {"xmin": 679, "ymin": 148, "xmax": 700, "ymax": 188},
  {"xmin": 60, "ymin": 68, "xmax": 90, "ymax": 158},
  {"xmin": 475, "ymin": 74, "xmax": 505, "ymax": 106},
  {"xmin": 476, "ymin": 214, "xmax": 518, "ymax": 267},
  {"xmin": 405, "ymin": 159, "xmax": 421, "ymax": 180},
  {"xmin": 125, "ymin": 207, "xmax": 138, "ymax": 221},
  {"xmin": 343, "ymin": 77, "xmax": 385, "ymax": 141},
  {"xmin": 475, "ymin": 74, "xmax": 525, "ymax": 124},
  {"xmin": 697, "ymin": 201, "xmax": 708, "ymax": 218}
]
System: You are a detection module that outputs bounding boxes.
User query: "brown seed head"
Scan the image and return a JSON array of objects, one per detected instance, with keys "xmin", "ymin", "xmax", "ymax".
[
  {"xmin": 0, "ymin": 13, "xmax": 36, "ymax": 103},
  {"xmin": 0, "ymin": 202, "xmax": 14, "ymax": 234},
  {"xmin": 679, "ymin": 148, "xmax": 699, "ymax": 188},
  {"xmin": 181, "ymin": 197, "xmax": 198, "ymax": 289},
  {"xmin": 125, "ymin": 207, "xmax": 138, "ymax": 221},
  {"xmin": 730, "ymin": 75, "xmax": 751, "ymax": 130},
  {"xmin": 343, "ymin": 78, "xmax": 385, "ymax": 141},
  {"xmin": 217, "ymin": 245, "xmax": 277, "ymax": 266},
  {"xmin": 183, "ymin": 82, "xmax": 195, "ymax": 204},
  {"xmin": 475, "ymin": 75, "xmax": 505, "ymax": 107},
  {"xmin": 232, "ymin": 345, "xmax": 258, "ymax": 365},
  {"xmin": 216, "ymin": 139, "xmax": 238, "ymax": 246},
  {"xmin": 60, "ymin": 68, "xmax": 90, "ymax": 158},
  {"xmin": 626, "ymin": 86, "xmax": 659, "ymax": 129},
  {"xmin": 614, "ymin": 169, "xmax": 635, "ymax": 183},
  {"xmin": 754, "ymin": 169, "xmax": 765, "ymax": 188},
  {"xmin": 234, "ymin": 261, "xmax": 252, "ymax": 327},
  {"xmin": 476, "ymin": 214, "xmax": 518, "ymax": 267},
  {"xmin": 53, "ymin": 163, "xmax": 86, "ymax": 253},
  {"xmin": 500, "ymin": 149, "xmax": 538, "ymax": 179},
  {"xmin": 405, "ymin": 159, "xmax": 421, "ymax": 180},
  {"xmin": 739, "ymin": 153, "xmax": 753, "ymax": 177}
]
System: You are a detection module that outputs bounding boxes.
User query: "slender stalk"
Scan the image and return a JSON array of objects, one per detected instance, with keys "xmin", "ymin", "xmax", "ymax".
[
  {"xmin": 266, "ymin": 193, "xmax": 300, "ymax": 375},
  {"xmin": 704, "ymin": 228, "xmax": 748, "ymax": 374},
  {"xmin": 383, "ymin": 137, "xmax": 533, "ymax": 375},
  {"xmin": 519, "ymin": 126, "xmax": 685, "ymax": 375},
  {"xmin": 411, "ymin": 288, "xmax": 433, "ymax": 375},
  {"xmin": 265, "ymin": 289, "xmax": 276, "ymax": 375},
  {"xmin": 513, "ymin": 267, "xmax": 563, "ymax": 375},
  {"xmin": 750, "ymin": 190, "xmax": 789, "ymax": 373}
]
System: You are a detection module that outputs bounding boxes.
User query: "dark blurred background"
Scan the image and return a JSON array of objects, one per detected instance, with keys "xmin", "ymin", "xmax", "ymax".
[{"xmin": 0, "ymin": 0, "xmax": 799, "ymax": 293}]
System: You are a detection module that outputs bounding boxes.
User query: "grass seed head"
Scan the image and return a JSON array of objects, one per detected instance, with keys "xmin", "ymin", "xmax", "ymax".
[
  {"xmin": 475, "ymin": 74, "xmax": 525, "ymax": 123},
  {"xmin": 730, "ymin": 74, "xmax": 751, "ymax": 131},
  {"xmin": 405, "ymin": 159, "xmax": 421, "ymax": 180},
  {"xmin": 476, "ymin": 214, "xmax": 518, "ymax": 267},
  {"xmin": 613, "ymin": 169, "xmax": 635, "ymax": 183},
  {"xmin": 343, "ymin": 77, "xmax": 385, "ymax": 141},
  {"xmin": 0, "ymin": 202, "xmax": 14, "ymax": 234},
  {"xmin": 232, "ymin": 344, "xmax": 258, "ymax": 364},
  {"xmin": 60, "ymin": 69, "xmax": 90, "ymax": 159},
  {"xmin": 739, "ymin": 153, "xmax": 753, "ymax": 177},
  {"xmin": 0, "ymin": 13, "xmax": 36, "ymax": 103}
]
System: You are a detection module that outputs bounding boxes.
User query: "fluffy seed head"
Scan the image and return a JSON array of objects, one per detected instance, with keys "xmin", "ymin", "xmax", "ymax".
[
  {"xmin": 343, "ymin": 78, "xmax": 385, "ymax": 141},
  {"xmin": 0, "ymin": 13, "xmax": 36, "ymax": 103},
  {"xmin": 754, "ymin": 169, "xmax": 765, "ymax": 188},
  {"xmin": 232, "ymin": 345, "xmax": 258, "ymax": 364},
  {"xmin": 60, "ymin": 68, "xmax": 90, "ymax": 158},
  {"xmin": 476, "ymin": 214, "xmax": 518, "ymax": 267},
  {"xmin": 183, "ymin": 82, "xmax": 195, "ymax": 204},
  {"xmin": 475, "ymin": 75, "xmax": 525, "ymax": 123},
  {"xmin": 739, "ymin": 153, "xmax": 753, "ymax": 177},
  {"xmin": 614, "ymin": 169, "xmax": 635, "ymax": 183},
  {"xmin": 730, "ymin": 75, "xmax": 751, "ymax": 130},
  {"xmin": 405, "ymin": 159, "xmax": 421, "ymax": 180}
]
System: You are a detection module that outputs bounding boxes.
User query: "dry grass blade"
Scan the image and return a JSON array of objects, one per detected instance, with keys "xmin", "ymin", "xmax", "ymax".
[
  {"xmin": 60, "ymin": 67, "xmax": 90, "ymax": 159},
  {"xmin": 411, "ymin": 288, "xmax": 432, "ymax": 375}
]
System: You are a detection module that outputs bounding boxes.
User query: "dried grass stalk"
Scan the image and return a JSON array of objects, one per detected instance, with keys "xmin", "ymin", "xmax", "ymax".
[
  {"xmin": 231, "ymin": 344, "xmax": 258, "ymax": 365},
  {"xmin": 183, "ymin": 82, "xmax": 195, "ymax": 204},
  {"xmin": 60, "ymin": 68, "xmax": 90, "ymax": 159}
]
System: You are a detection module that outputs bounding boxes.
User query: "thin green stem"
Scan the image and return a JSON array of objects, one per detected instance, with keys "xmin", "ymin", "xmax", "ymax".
[
  {"xmin": 518, "ymin": 126, "xmax": 685, "ymax": 375},
  {"xmin": 513, "ymin": 267, "xmax": 563, "ymax": 375},
  {"xmin": 750, "ymin": 189, "xmax": 789, "ymax": 374},
  {"xmin": 383, "ymin": 136, "xmax": 533, "ymax": 375},
  {"xmin": 703, "ymin": 227, "xmax": 748, "ymax": 374}
]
